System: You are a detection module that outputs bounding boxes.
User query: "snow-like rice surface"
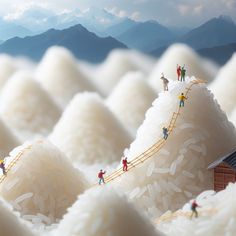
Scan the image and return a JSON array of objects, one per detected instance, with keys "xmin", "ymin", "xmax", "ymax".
[
  {"xmin": 49, "ymin": 92, "xmax": 132, "ymax": 165},
  {"xmin": 149, "ymin": 44, "xmax": 216, "ymax": 92},
  {"xmin": 229, "ymin": 107, "xmax": 236, "ymax": 127},
  {"xmin": 0, "ymin": 72, "xmax": 61, "ymax": 141},
  {"xmin": 51, "ymin": 186, "xmax": 163, "ymax": 236},
  {"xmin": 0, "ymin": 54, "xmax": 17, "ymax": 90},
  {"xmin": 106, "ymin": 71, "xmax": 157, "ymax": 135},
  {"xmin": 0, "ymin": 118, "xmax": 20, "ymax": 158},
  {"xmin": 157, "ymin": 183, "xmax": 236, "ymax": 236},
  {"xmin": 35, "ymin": 46, "xmax": 97, "ymax": 108},
  {"xmin": 112, "ymin": 78, "xmax": 236, "ymax": 218},
  {"xmin": 0, "ymin": 197, "xmax": 35, "ymax": 236},
  {"xmin": 209, "ymin": 53, "xmax": 236, "ymax": 116},
  {"xmin": 0, "ymin": 140, "xmax": 88, "ymax": 224},
  {"xmin": 94, "ymin": 49, "xmax": 141, "ymax": 95}
]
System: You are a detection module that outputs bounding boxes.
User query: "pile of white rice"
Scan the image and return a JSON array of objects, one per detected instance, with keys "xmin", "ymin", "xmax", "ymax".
[
  {"xmin": 94, "ymin": 49, "xmax": 142, "ymax": 95},
  {"xmin": 149, "ymin": 44, "xmax": 217, "ymax": 92},
  {"xmin": 51, "ymin": 186, "xmax": 163, "ymax": 236},
  {"xmin": 0, "ymin": 72, "xmax": 61, "ymax": 141},
  {"xmin": 106, "ymin": 71, "xmax": 157, "ymax": 135},
  {"xmin": 0, "ymin": 140, "xmax": 88, "ymax": 225},
  {"xmin": 49, "ymin": 92, "xmax": 132, "ymax": 165},
  {"xmin": 209, "ymin": 53, "xmax": 236, "ymax": 116},
  {"xmin": 0, "ymin": 197, "xmax": 35, "ymax": 236},
  {"xmin": 0, "ymin": 54, "xmax": 17, "ymax": 90},
  {"xmin": 35, "ymin": 46, "xmax": 97, "ymax": 108},
  {"xmin": 157, "ymin": 182, "xmax": 236, "ymax": 236},
  {"xmin": 112, "ymin": 78, "xmax": 236, "ymax": 218}
]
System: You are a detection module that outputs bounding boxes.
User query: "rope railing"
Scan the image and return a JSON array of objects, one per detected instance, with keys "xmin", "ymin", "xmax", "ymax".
[{"xmin": 155, "ymin": 207, "xmax": 217, "ymax": 224}]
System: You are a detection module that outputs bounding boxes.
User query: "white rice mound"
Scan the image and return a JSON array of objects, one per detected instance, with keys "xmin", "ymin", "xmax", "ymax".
[
  {"xmin": 209, "ymin": 53, "xmax": 236, "ymax": 116},
  {"xmin": 0, "ymin": 197, "xmax": 35, "ymax": 236},
  {"xmin": 157, "ymin": 183, "xmax": 236, "ymax": 236},
  {"xmin": 0, "ymin": 72, "xmax": 62, "ymax": 141},
  {"xmin": 0, "ymin": 54, "xmax": 17, "ymax": 90},
  {"xmin": 51, "ymin": 186, "xmax": 163, "ymax": 236},
  {"xmin": 229, "ymin": 107, "xmax": 236, "ymax": 127},
  {"xmin": 0, "ymin": 118, "xmax": 20, "ymax": 158},
  {"xmin": 0, "ymin": 140, "xmax": 88, "ymax": 224},
  {"xmin": 94, "ymin": 49, "xmax": 141, "ymax": 95},
  {"xmin": 106, "ymin": 71, "xmax": 157, "ymax": 136},
  {"xmin": 112, "ymin": 78, "xmax": 236, "ymax": 218},
  {"xmin": 149, "ymin": 44, "xmax": 216, "ymax": 92},
  {"xmin": 35, "ymin": 46, "xmax": 97, "ymax": 108},
  {"xmin": 49, "ymin": 92, "xmax": 132, "ymax": 165}
]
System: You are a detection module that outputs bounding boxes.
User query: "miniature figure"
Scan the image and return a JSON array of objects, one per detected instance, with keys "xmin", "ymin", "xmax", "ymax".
[
  {"xmin": 190, "ymin": 199, "xmax": 199, "ymax": 218},
  {"xmin": 180, "ymin": 66, "xmax": 186, "ymax": 82},
  {"xmin": 160, "ymin": 73, "xmax": 169, "ymax": 91},
  {"xmin": 177, "ymin": 64, "xmax": 181, "ymax": 81},
  {"xmin": 122, "ymin": 157, "xmax": 130, "ymax": 171},
  {"xmin": 163, "ymin": 127, "xmax": 169, "ymax": 140},
  {"xmin": 0, "ymin": 159, "xmax": 6, "ymax": 175},
  {"xmin": 179, "ymin": 93, "xmax": 187, "ymax": 107},
  {"xmin": 98, "ymin": 169, "xmax": 106, "ymax": 185}
]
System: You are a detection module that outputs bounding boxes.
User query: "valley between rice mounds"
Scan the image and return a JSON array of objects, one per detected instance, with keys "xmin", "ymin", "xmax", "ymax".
[{"xmin": 0, "ymin": 44, "xmax": 236, "ymax": 236}]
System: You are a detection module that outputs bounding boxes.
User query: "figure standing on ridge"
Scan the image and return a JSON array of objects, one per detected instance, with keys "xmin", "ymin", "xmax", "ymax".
[
  {"xmin": 98, "ymin": 169, "xmax": 106, "ymax": 185},
  {"xmin": 177, "ymin": 64, "xmax": 181, "ymax": 81},
  {"xmin": 179, "ymin": 93, "xmax": 187, "ymax": 107},
  {"xmin": 190, "ymin": 199, "xmax": 200, "ymax": 218},
  {"xmin": 163, "ymin": 127, "xmax": 168, "ymax": 140},
  {"xmin": 160, "ymin": 73, "xmax": 169, "ymax": 91},
  {"xmin": 180, "ymin": 66, "xmax": 186, "ymax": 82},
  {"xmin": 0, "ymin": 159, "xmax": 6, "ymax": 175}
]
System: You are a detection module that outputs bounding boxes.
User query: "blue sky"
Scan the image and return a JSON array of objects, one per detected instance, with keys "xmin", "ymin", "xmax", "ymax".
[{"xmin": 0, "ymin": 0, "xmax": 236, "ymax": 27}]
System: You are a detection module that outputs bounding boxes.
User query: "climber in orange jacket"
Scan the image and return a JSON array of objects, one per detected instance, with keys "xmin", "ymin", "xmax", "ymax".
[{"xmin": 179, "ymin": 93, "xmax": 187, "ymax": 107}]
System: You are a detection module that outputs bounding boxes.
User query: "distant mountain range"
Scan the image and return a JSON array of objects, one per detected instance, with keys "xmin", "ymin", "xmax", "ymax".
[
  {"xmin": 0, "ymin": 8, "xmax": 236, "ymax": 64},
  {"xmin": 0, "ymin": 24, "xmax": 126, "ymax": 63},
  {"xmin": 0, "ymin": 19, "xmax": 33, "ymax": 41},
  {"xmin": 197, "ymin": 43, "xmax": 236, "ymax": 65},
  {"xmin": 180, "ymin": 15, "xmax": 236, "ymax": 49},
  {"xmin": 116, "ymin": 20, "xmax": 175, "ymax": 52}
]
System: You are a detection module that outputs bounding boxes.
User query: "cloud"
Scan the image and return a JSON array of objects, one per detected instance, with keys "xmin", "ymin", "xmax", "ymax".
[
  {"xmin": 178, "ymin": 4, "xmax": 190, "ymax": 16},
  {"xmin": 131, "ymin": 11, "xmax": 140, "ymax": 20},
  {"xmin": 193, "ymin": 5, "xmax": 203, "ymax": 15}
]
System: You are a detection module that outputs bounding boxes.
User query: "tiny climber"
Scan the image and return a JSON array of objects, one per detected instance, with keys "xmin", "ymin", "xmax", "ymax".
[
  {"xmin": 190, "ymin": 199, "xmax": 200, "ymax": 218},
  {"xmin": 180, "ymin": 66, "xmax": 186, "ymax": 82},
  {"xmin": 179, "ymin": 93, "xmax": 187, "ymax": 107},
  {"xmin": 122, "ymin": 157, "xmax": 130, "ymax": 171},
  {"xmin": 163, "ymin": 127, "xmax": 168, "ymax": 140},
  {"xmin": 177, "ymin": 64, "xmax": 181, "ymax": 81},
  {"xmin": 160, "ymin": 73, "xmax": 169, "ymax": 91},
  {"xmin": 0, "ymin": 159, "xmax": 6, "ymax": 175},
  {"xmin": 98, "ymin": 169, "xmax": 106, "ymax": 185}
]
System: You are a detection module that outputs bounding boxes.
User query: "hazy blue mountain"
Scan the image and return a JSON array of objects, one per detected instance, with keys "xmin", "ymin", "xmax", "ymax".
[
  {"xmin": 105, "ymin": 18, "xmax": 138, "ymax": 37},
  {"xmin": 0, "ymin": 20, "xmax": 33, "ymax": 40},
  {"xmin": 197, "ymin": 43, "xmax": 236, "ymax": 65},
  {"xmin": 3, "ymin": 6, "xmax": 123, "ymax": 37},
  {"xmin": 117, "ymin": 20, "xmax": 175, "ymax": 52},
  {"xmin": 168, "ymin": 26, "xmax": 192, "ymax": 37},
  {"xmin": 0, "ymin": 24, "xmax": 126, "ymax": 63},
  {"xmin": 181, "ymin": 15, "xmax": 236, "ymax": 49}
]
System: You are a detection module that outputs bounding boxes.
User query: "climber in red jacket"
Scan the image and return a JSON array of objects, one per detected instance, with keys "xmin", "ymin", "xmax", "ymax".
[
  {"xmin": 190, "ymin": 199, "xmax": 200, "ymax": 218},
  {"xmin": 122, "ymin": 157, "xmax": 130, "ymax": 172},
  {"xmin": 98, "ymin": 169, "xmax": 106, "ymax": 185}
]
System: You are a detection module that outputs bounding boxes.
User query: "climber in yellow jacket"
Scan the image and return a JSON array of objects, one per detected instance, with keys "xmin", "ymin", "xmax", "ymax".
[
  {"xmin": 179, "ymin": 93, "xmax": 187, "ymax": 107},
  {"xmin": 0, "ymin": 159, "xmax": 6, "ymax": 175}
]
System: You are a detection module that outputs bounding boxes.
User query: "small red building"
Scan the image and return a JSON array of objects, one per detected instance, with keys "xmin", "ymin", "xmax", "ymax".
[{"xmin": 208, "ymin": 149, "xmax": 236, "ymax": 192}]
